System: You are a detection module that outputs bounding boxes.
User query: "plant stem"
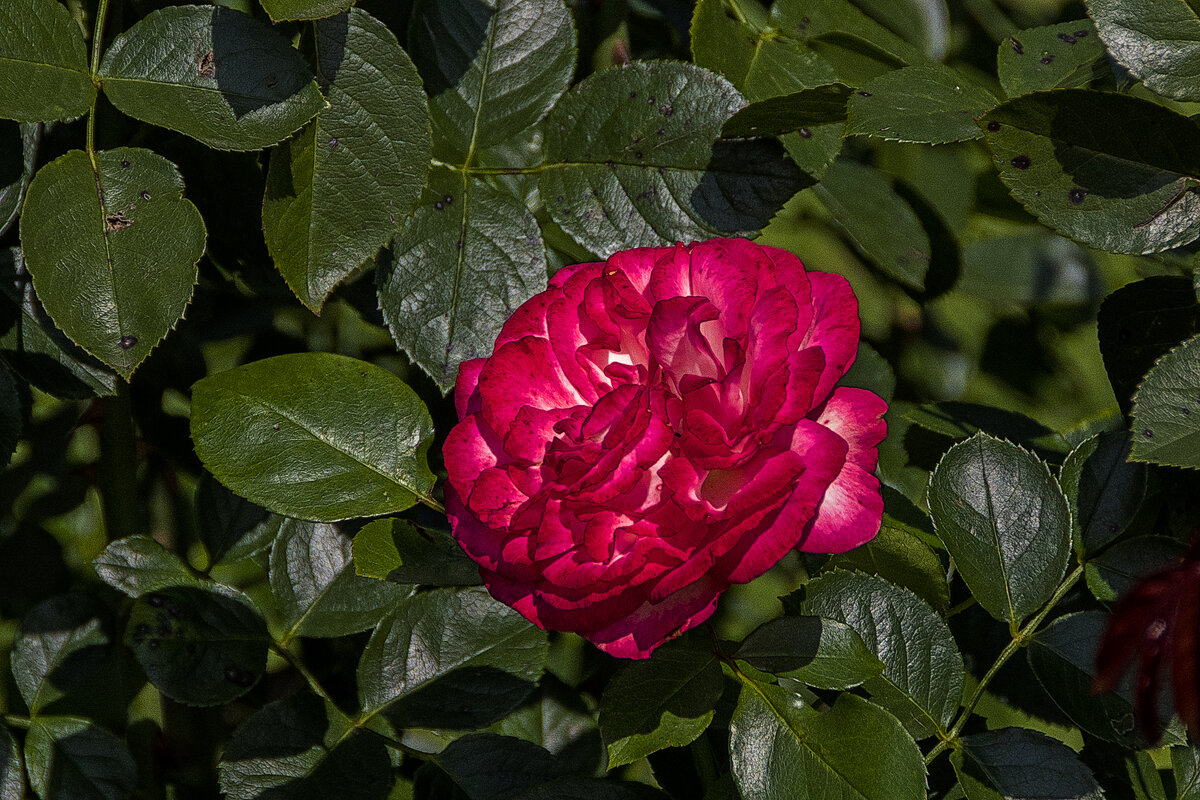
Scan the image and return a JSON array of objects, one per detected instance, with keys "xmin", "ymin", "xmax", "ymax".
[
  {"xmin": 2, "ymin": 714, "xmax": 30, "ymax": 730},
  {"xmin": 99, "ymin": 380, "xmax": 139, "ymax": 541},
  {"xmin": 924, "ymin": 565, "xmax": 1084, "ymax": 765},
  {"xmin": 85, "ymin": 0, "xmax": 114, "ymax": 159},
  {"xmin": 270, "ymin": 641, "xmax": 334, "ymax": 705}
]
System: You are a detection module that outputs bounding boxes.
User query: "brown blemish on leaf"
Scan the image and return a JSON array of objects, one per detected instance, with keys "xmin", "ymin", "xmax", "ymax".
[
  {"xmin": 198, "ymin": 50, "xmax": 216, "ymax": 79},
  {"xmin": 105, "ymin": 211, "xmax": 132, "ymax": 232}
]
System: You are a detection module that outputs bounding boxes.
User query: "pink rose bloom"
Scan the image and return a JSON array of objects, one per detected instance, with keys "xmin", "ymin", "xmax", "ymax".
[{"xmin": 444, "ymin": 239, "xmax": 887, "ymax": 658}]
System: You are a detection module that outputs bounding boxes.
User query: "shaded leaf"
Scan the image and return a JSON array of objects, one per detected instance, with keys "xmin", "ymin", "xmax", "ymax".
[
  {"xmin": 958, "ymin": 230, "xmax": 1099, "ymax": 308},
  {"xmin": 425, "ymin": 733, "xmax": 565, "ymax": 799},
  {"xmin": 720, "ymin": 83, "xmax": 851, "ymax": 138},
  {"xmin": 125, "ymin": 585, "xmax": 268, "ymax": 706},
  {"xmin": 997, "ymin": 21, "xmax": 1106, "ymax": 97},
  {"xmin": 260, "ymin": 0, "xmax": 353, "ymax": 21},
  {"xmin": 409, "ymin": 0, "xmax": 575, "ymax": 162},
  {"xmin": 24, "ymin": 716, "xmax": 136, "ymax": 800},
  {"xmin": 813, "ymin": 158, "xmax": 930, "ymax": 289},
  {"xmin": 980, "ymin": 90, "xmax": 1200, "ymax": 254},
  {"xmin": 846, "ymin": 64, "xmax": 997, "ymax": 144},
  {"xmin": 849, "ymin": 0, "xmax": 950, "ymax": 61},
  {"xmin": 0, "ymin": 121, "xmax": 39, "ymax": 237},
  {"xmin": 190, "ymin": 352, "xmax": 436, "ymax": 522},
  {"xmin": 12, "ymin": 594, "xmax": 111, "ymax": 714},
  {"xmin": 195, "ymin": 471, "xmax": 277, "ymax": 566},
  {"xmin": 19, "ymin": 148, "xmax": 205, "ymax": 379},
  {"xmin": 953, "ymin": 727, "xmax": 1103, "ymax": 800},
  {"xmin": 840, "ymin": 342, "xmax": 896, "ymax": 404},
  {"xmin": 93, "ymin": 535, "xmax": 206, "ymax": 598},
  {"xmin": 0, "ymin": 724, "xmax": 22, "ymax": 800},
  {"xmin": 1060, "ymin": 431, "xmax": 1147, "ymax": 555},
  {"xmin": 599, "ymin": 638, "xmax": 722, "ymax": 769},
  {"xmin": 1086, "ymin": 536, "xmax": 1184, "ymax": 603},
  {"xmin": 0, "ymin": 0, "xmax": 95, "ymax": 121},
  {"xmin": 1130, "ymin": 332, "xmax": 1200, "ymax": 469},
  {"xmin": 358, "ymin": 587, "xmax": 547, "ymax": 729},
  {"xmin": 1174, "ymin": 745, "xmax": 1200, "ymax": 800},
  {"xmin": 798, "ymin": 570, "xmax": 963, "ymax": 739},
  {"xmin": 822, "ymin": 523, "xmax": 950, "ymax": 613},
  {"xmin": 769, "ymin": 0, "xmax": 923, "ymax": 84},
  {"xmin": 928, "ymin": 433, "xmax": 1071, "ymax": 625},
  {"xmin": 541, "ymin": 61, "xmax": 807, "ymax": 257},
  {"xmin": 219, "ymin": 692, "xmax": 392, "ymax": 800},
  {"xmin": 1087, "ymin": 0, "xmax": 1200, "ymax": 101},
  {"xmin": 263, "ymin": 8, "xmax": 431, "ymax": 311},
  {"xmin": 353, "ymin": 518, "xmax": 481, "ymax": 586},
  {"xmin": 735, "ymin": 615, "xmax": 884, "ymax": 689},
  {"xmin": 0, "ymin": 248, "xmax": 117, "ymax": 399},
  {"xmin": 1097, "ymin": 276, "xmax": 1200, "ymax": 416},
  {"xmin": 98, "ymin": 5, "xmax": 324, "ymax": 150},
  {"xmin": 729, "ymin": 682, "xmax": 925, "ymax": 800},
  {"xmin": 270, "ymin": 518, "xmax": 411, "ymax": 638},
  {"xmin": 378, "ymin": 170, "xmax": 547, "ymax": 392}
]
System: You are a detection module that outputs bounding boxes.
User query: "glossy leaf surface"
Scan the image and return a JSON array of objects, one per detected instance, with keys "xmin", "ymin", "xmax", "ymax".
[{"xmin": 0, "ymin": 0, "xmax": 95, "ymax": 122}]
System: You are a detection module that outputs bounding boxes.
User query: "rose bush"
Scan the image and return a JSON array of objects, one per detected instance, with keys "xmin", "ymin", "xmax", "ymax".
[{"xmin": 444, "ymin": 238, "xmax": 887, "ymax": 658}]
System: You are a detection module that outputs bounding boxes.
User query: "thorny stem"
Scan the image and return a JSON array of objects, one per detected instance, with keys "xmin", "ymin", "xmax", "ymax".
[{"xmin": 924, "ymin": 564, "xmax": 1085, "ymax": 765}]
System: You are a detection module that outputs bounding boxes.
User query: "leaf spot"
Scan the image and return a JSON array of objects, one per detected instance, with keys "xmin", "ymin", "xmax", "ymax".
[
  {"xmin": 1068, "ymin": 187, "xmax": 1087, "ymax": 204},
  {"xmin": 1010, "ymin": 154, "xmax": 1031, "ymax": 170},
  {"xmin": 1057, "ymin": 32, "xmax": 1077, "ymax": 44},
  {"xmin": 140, "ymin": 190, "xmax": 151, "ymax": 201},
  {"xmin": 329, "ymin": 138, "xmax": 338, "ymax": 148},
  {"xmin": 1143, "ymin": 429, "xmax": 1154, "ymax": 438},
  {"xmin": 798, "ymin": 127, "xmax": 812, "ymax": 139},
  {"xmin": 986, "ymin": 121, "xmax": 1001, "ymax": 132},
  {"xmin": 857, "ymin": 91, "xmax": 872, "ymax": 97},
  {"xmin": 1040, "ymin": 53, "xmax": 1055, "ymax": 65},
  {"xmin": 434, "ymin": 201, "xmax": 444, "ymax": 210},
  {"xmin": 1011, "ymin": 38, "xmax": 1024, "ymax": 54},
  {"xmin": 119, "ymin": 335, "xmax": 138, "ymax": 350},
  {"xmin": 443, "ymin": 194, "xmax": 453, "ymax": 205},
  {"xmin": 120, "ymin": 159, "xmax": 130, "ymax": 169},
  {"xmin": 198, "ymin": 50, "xmax": 215, "ymax": 78},
  {"xmin": 105, "ymin": 211, "xmax": 133, "ymax": 231}
]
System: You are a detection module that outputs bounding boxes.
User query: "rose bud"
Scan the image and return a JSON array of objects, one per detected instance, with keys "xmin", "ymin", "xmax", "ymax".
[{"xmin": 443, "ymin": 238, "xmax": 888, "ymax": 658}]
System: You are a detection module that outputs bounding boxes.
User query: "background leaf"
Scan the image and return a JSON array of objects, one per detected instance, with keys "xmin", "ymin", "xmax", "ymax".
[
  {"xmin": 997, "ymin": 21, "xmax": 1106, "ymax": 97},
  {"xmin": 769, "ymin": 0, "xmax": 923, "ymax": 83},
  {"xmin": 19, "ymin": 148, "xmax": 205, "ymax": 378},
  {"xmin": 1130, "ymin": 332, "xmax": 1200, "ymax": 468},
  {"xmin": 734, "ymin": 615, "xmax": 885, "ymax": 690},
  {"xmin": 260, "ymin": 0, "xmax": 353, "ymax": 21},
  {"xmin": 262, "ymin": 8, "xmax": 431, "ymax": 311},
  {"xmin": 357, "ymin": 587, "xmax": 547, "ymax": 729},
  {"xmin": 219, "ymin": 692, "xmax": 392, "ymax": 800},
  {"xmin": 845, "ymin": 64, "xmax": 996, "ymax": 144},
  {"xmin": 409, "ymin": 0, "xmax": 576, "ymax": 162},
  {"xmin": 599, "ymin": 638, "xmax": 722, "ymax": 769},
  {"xmin": 23, "ymin": 716, "xmax": 137, "ymax": 800},
  {"xmin": 352, "ymin": 518, "xmax": 481, "ymax": 586},
  {"xmin": 957, "ymin": 230, "xmax": 1099, "ymax": 308},
  {"xmin": 93, "ymin": 536, "xmax": 206, "ymax": 598},
  {"xmin": 0, "ymin": 121, "xmax": 39, "ymax": 236},
  {"xmin": 1059, "ymin": 431, "xmax": 1146, "ymax": 555},
  {"xmin": 928, "ymin": 433, "xmax": 1071, "ymax": 625},
  {"xmin": 541, "ymin": 61, "xmax": 806, "ymax": 257},
  {"xmin": 1087, "ymin": 0, "xmax": 1200, "ymax": 101},
  {"xmin": 0, "ymin": 724, "xmax": 22, "ymax": 800},
  {"xmin": 269, "ymin": 518, "xmax": 411, "ymax": 638},
  {"xmin": 98, "ymin": 5, "xmax": 324, "ymax": 150},
  {"xmin": 124, "ymin": 585, "xmax": 268, "ymax": 706},
  {"xmin": 190, "ymin": 352, "xmax": 436, "ymax": 521},
  {"xmin": 952, "ymin": 727, "xmax": 1103, "ymax": 800},
  {"xmin": 729, "ymin": 683, "xmax": 925, "ymax": 800},
  {"xmin": 423, "ymin": 733, "xmax": 565, "ymax": 799},
  {"xmin": 194, "ymin": 472, "xmax": 277, "ymax": 567},
  {"xmin": 12, "ymin": 595, "xmax": 111, "ymax": 714},
  {"xmin": 1085, "ymin": 535, "xmax": 1183, "ymax": 603},
  {"xmin": 0, "ymin": 0, "xmax": 95, "ymax": 122},
  {"xmin": 797, "ymin": 570, "xmax": 963, "ymax": 739},
  {"xmin": 378, "ymin": 171, "xmax": 548, "ymax": 392},
  {"xmin": 980, "ymin": 90, "xmax": 1200, "ymax": 254}
]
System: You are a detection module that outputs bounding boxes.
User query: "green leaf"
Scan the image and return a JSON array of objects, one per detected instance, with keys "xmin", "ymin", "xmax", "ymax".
[
  {"xmin": 269, "ymin": 518, "xmax": 411, "ymax": 638},
  {"xmin": 190, "ymin": 352, "xmax": 436, "ymax": 522},
  {"xmin": 0, "ymin": 121, "xmax": 39, "ymax": 236},
  {"xmin": 12, "ymin": 595, "xmax": 111, "ymax": 714},
  {"xmin": 353, "ymin": 518, "xmax": 481, "ymax": 586},
  {"xmin": 0, "ymin": 248, "xmax": 117, "ymax": 399},
  {"xmin": 769, "ymin": 0, "xmax": 924, "ymax": 84},
  {"xmin": 1087, "ymin": 0, "xmax": 1200, "ymax": 101},
  {"xmin": 720, "ymin": 83, "xmax": 852, "ymax": 138},
  {"xmin": 260, "ymin": 0, "xmax": 353, "ymax": 21},
  {"xmin": 928, "ymin": 433, "xmax": 1071, "ymax": 625},
  {"xmin": 125, "ymin": 585, "xmax": 269, "ymax": 706},
  {"xmin": 813, "ymin": 158, "xmax": 930, "ymax": 289},
  {"xmin": 797, "ymin": 570, "xmax": 963, "ymax": 739},
  {"xmin": 263, "ymin": 8, "xmax": 431, "ymax": 311},
  {"xmin": 979, "ymin": 90, "xmax": 1200, "ymax": 255},
  {"xmin": 0, "ymin": 724, "xmax": 22, "ymax": 800},
  {"xmin": 598, "ymin": 638, "xmax": 722, "ymax": 769},
  {"xmin": 903, "ymin": 401, "xmax": 1063, "ymax": 454},
  {"xmin": 729, "ymin": 682, "xmax": 925, "ymax": 800},
  {"xmin": 848, "ymin": 0, "xmax": 950, "ymax": 61},
  {"xmin": 841, "ymin": 342, "xmax": 896, "ymax": 403},
  {"xmin": 24, "ymin": 716, "xmax": 136, "ymax": 800},
  {"xmin": 822, "ymin": 523, "xmax": 950, "ymax": 613},
  {"xmin": 953, "ymin": 727, "xmax": 1103, "ymax": 800},
  {"xmin": 997, "ymin": 21, "xmax": 1107, "ymax": 97},
  {"xmin": 93, "ymin": 535, "xmax": 206, "ymax": 598},
  {"xmin": 845, "ymin": 64, "xmax": 997, "ymax": 144},
  {"xmin": 378, "ymin": 170, "xmax": 547, "ymax": 392},
  {"xmin": 358, "ymin": 587, "xmax": 547, "ymax": 729},
  {"xmin": 219, "ymin": 693, "xmax": 392, "ymax": 800},
  {"xmin": 194, "ymin": 472, "xmax": 278, "ymax": 566},
  {"xmin": 735, "ymin": 615, "xmax": 885, "ymax": 689},
  {"xmin": 1130, "ymin": 332, "xmax": 1200, "ymax": 468},
  {"xmin": 409, "ymin": 0, "xmax": 575, "ymax": 162},
  {"xmin": 98, "ymin": 5, "xmax": 324, "ymax": 151},
  {"xmin": 425, "ymin": 733, "xmax": 565, "ymax": 799},
  {"xmin": 958, "ymin": 230, "xmax": 1099, "ymax": 308},
  {"xmin": 1086, "ymin": 535, "xmax": 1183, "ymax": 603},
  {"xmin": 18, "ymin": 148, "xmax": 205, "ymax": 379},
  {"xmin": 540, "ymin": 61, "xmax": 807, "ymax": 257},
  {"xmin": 1028, "ymin": 611, "xmax": 1168, "ymax": 747},
  {"xmin": 1174, "ymin": 745, "xmax": 1200, "ymax": 800},
  {"xmin": 0, "ymin": 0, "xmax": 95, "ymax": 122},
  {"xmin": 1060, "ymin": 431, "xmax": 1147, "ymax": 555},
  {"xmin": 1098, "ymin": 276, "xmax": 1200, "ymax": 416},
  {"xmin": 488, "ymin": 684, "xmax": 599, "ymax": 769}
]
